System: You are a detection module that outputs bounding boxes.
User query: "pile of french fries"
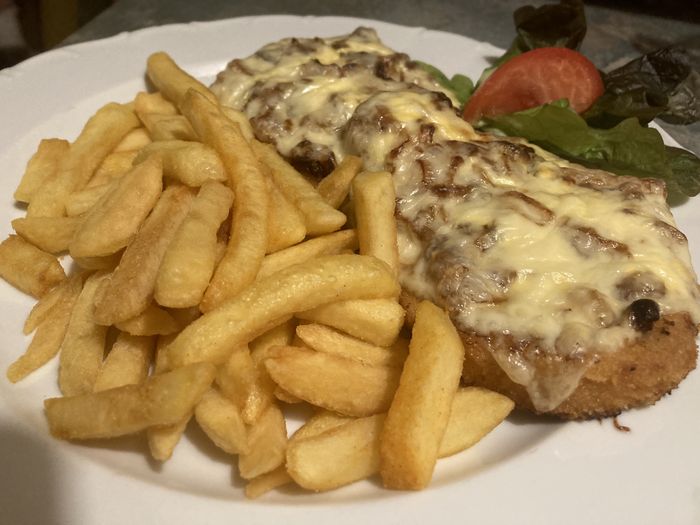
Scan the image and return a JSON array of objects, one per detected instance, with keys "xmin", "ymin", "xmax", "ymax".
[{"xmin": 1, "ymin": 51, "xmax": 514, "ymax": 497}]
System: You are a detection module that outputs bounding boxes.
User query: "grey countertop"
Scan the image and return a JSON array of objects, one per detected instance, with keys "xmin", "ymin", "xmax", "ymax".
[{"xmin": 64, "ymin": 0, "xmax": 699, "ymax": 153}]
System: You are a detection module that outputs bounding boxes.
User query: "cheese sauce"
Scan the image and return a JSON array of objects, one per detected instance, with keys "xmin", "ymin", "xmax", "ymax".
[{"xmin": 213, "ymin": 28, "xmax": 700, "ymax": 411}]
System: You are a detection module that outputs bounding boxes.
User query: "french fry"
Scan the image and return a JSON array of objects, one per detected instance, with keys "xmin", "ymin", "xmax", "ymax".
[
  {"xmin": 133, "ymin": 140, "xmax": 227, "ymax": 187},
  {"xmin": 112, "ymin": 128, "xmax": 151, "ymax": 153},
  {"xmin": 252, "ymin": 141, "xmax": 346, "ymax": 236},
  {"xmin": 65, "ymin": 181, "xmax": 115, "ymax": 217},
  {"xmin": 72, "ymin": 252, "xmax": 122, "ymax": 271},
  {"xmin": 194, "ymin": 388, "xmax": 249, "ymax": 455},
  {"xmin": 93, "ymin": 333, "xmax": 155, "ymax": 392},
  {"xmin": 12, "ymin": 216, "xmax": 82, "ymax": 254},
  {"xmin": 182, "ymin": 91, "xmax": 269, "ymax": 311},
  {"xmin": 14, "ymin": 138, "xmax": 69, "ymax": 203},
  {"xmin": 134, "ymin": 91, "xmax": 178, "ymax": 116},
  {"xmin": 256, "ymin": 229, "xmax": 357, "ymax": 280},
  {"xmin": 286, "ymin": 414, "xmax": 385, "ymax": 491},
  {"xmin": 139, "ymin": 113, "xmax": 197, "ymax": 141},
  {"xmin": 265, "ymin": 174, "xmax": 307, "ymax": 253},
  {"xmin": 93, "ymin": 185, "xmax": 194, "ymax": 325},
  {"xmin": 265, "ymin": 346, "xmax": 400, "ymax": 417},
  {"xmin": 166, "ymin": 254, "xmax": 399, "ymax": 368},
  {"xmin": 238, "ymin": 403, "xmax": 287, "ymax": 479},
  {"xmin": 28, "ymin": 102, "xmax": 140, "ymax": 217},
  {"xmin": 352, "ymin": 171, "xmax": 399, "ymax": 275},
  {"xmin": 0, "ymin": 235, "xmax": 65, "ymax": 297},
  {"xmin": 317, "ymin": 155, "xmax": 363, "ymax": 208},
  {"xmin": 23, "ymin": 274, "xmax": 73, "ymax": 334},
  {"xmin": 249, "ymin": 319, "xmax": 297, "ymax": 356},
  {"xmin": 245, "ymin": 466, "xmax": 293, "ymax": 499},
  {"xmin": 295, "ymin": 324, "xmax": 408, "ymax": 368},
  {"xmin": 219, "ymin": 107, "xmax": 255, "ymax": 141},
  {"xmin": 146, "ymin": 52, "xmax": 218, "ymax": 110},
  {"xmin": 115, "ymin": 305, "xmax": 179, "ymax": 336},
  {"xmin": 58, "ymin": 272, "xmax": 109, "ymax": 396},
  {"xmin": 290, "ymin": 410, "xmax": 352, "ymax": 444},
  {"xmin": 69, "ymin": 155, "xmax": 163, "ymax": 258},
  {"xmin": 154, "ymin": 181, "xmax": 233, "ymax": 308},
  {"xmin": 7, "ymin": 273, "xmax": 83, "ymax": 382},
  {"xmin": 296, "ymin": 298, "xmax": 405, "ymax": 347},
  {"xmin": 380, "ymin": 300, "xmax": 465, "ymax": 490},
  {"xmin": 45, "ymin": 362, "xmax": 216, "ymax": 440},
  {"xmin": 89, "ymin": 150, "xmax": 139, "ymax": 187}
]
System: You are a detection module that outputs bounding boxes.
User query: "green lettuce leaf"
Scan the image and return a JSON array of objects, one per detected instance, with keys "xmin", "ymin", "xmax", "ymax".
[{"xmin": 414, "ymin": 61, "xmax": 474, "ymax": 107}]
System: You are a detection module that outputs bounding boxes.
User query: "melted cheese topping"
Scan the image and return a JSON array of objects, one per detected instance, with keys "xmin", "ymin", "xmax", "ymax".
[{"xmin": 213, "ymin": 29, "xmax": 700, "ymax": 412}]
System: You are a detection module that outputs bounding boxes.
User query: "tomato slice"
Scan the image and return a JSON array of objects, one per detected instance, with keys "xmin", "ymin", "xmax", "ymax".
[{"xmin": 462, "ymin": 47, "xmax": 604, "ymax": 122}]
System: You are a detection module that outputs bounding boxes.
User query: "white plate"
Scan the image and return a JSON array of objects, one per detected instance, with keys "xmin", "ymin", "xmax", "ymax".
[{"xmin": 1, "ymin": 15, "xmax": 699, "ymax": 525}]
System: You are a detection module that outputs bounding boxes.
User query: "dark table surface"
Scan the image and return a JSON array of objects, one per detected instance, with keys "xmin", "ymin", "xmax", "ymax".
[{"xmin": 64, "ymin": 0, "xmax": 699, "ymax": 153}]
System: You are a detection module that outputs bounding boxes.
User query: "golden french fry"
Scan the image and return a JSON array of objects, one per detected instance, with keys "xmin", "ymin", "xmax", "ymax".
[
  {"xmin": 133, "ymin": 140, "xmax": 227, "ymax": 187},
  {"xmin": 23, "ymin": 274, "xmax": 72, "ymax": 334},
  {"xmin": 134, "ymin": 91, "xmax": 178, "ymax": 116},
  {"xmin": 439, "ymin": 387, "xmax": 514, "ymax": 458},
  {"xmin": 148, "ymin": 414, "xmax": 191, "ymax": 462},
  {"xmin": 216, "ymin": 345, "xmax": 272, "ymax": 425},
  {"xmin": 286, "ymin": 414, "xmax": 384, "ymax": 492},
  {"xmin": 290, "ymin": 410, "xmax": 352, "ymax": 444},
  {"xmin": 238, "ymin": 403, "xmax": 287, "ymax": 479},
  {"xmin": 146, "ymin": 52, "xmax": 218, "ymax": 110},
  {"xmin": 0, "ymin": 235, "xmax": 65, "ymax": 298},
  {"xmin": 7, "ymin": 273, "xmax": 83, "ymax": 382},
  {"xmin": 28, "ymin": 102, "xmax": 140, "ymax": 217},
  {"xmin": 166, "ymin": 254, "xmax": 399, "ymax": 368},
  {"xmin": 245, "ymin": 466, "xmax": 293, "ymax": 499},
  {"xmin": 112, "ymin": 128, "xmax": 152, "ymax": 153},
  {"xmin": 58, "ymin": 272, "xmax": 110, "ymax": 396},
  {"xmin": 317, "ymin": 155, "xmax": 363, "ymax": 208},
  {"xmin": 45, "ymin": 362, "xmax": 216, "ymax": 440},
  {"xmin": 93, "ymin": 333, "xmax": 154, "ymax": 392},
  {"xmin": 380, "ymin": 300, "xmax": 466, "ymax": 490},
  {"xmin": 89, "ymin": 150, "xmax": 139, "ymax": 187},
  {"xmin": 182, "ymin": 91, "xmax": 269, "ymax": 311},
  {"xmin": 265, "ymin": 174, "xmax": 307, "ymax": 253},
  {"xmin": 249, "ymin": 319, "xmax": 297, "ymax": 356},
  {"xmin": 295, "ymin": 324, "xmax": 408, "ymax": 368},
  {"xmin": 93, "ymin": 185, "xmax": 194, "ymax": 325},
  {"xmin": 252, "ymin": 141, "xmax": 346, "ymax": 236},
  {"xmin": 69, "ymin": 155, "xmax": 163, "ymax": 258},
  {"xmin": 72, "ymin": 252, "xmax": 122, "ymax": 271},
  {"xmin": 352, "ymin": 171, "xmax": 399, "ymax": 275},
  {"xmin": 12, "ymin": 216, "xmax": 82, "ymax": 254},
  {"xmin": 154, "ymin": 181, "xmax": 233, "ymax": 308},
  {"xmin": 219, "ymin": 106, "xmax": 255, "ymax": 141},
  {"xmin": 194, "ymin": 388, "xmax": 249, "ymax": 455},
  {"xmin": 14, "ymin": 138, "xmax": 69, "ymax": 203},
  {"xmin": 265, "ymin": 346, "xmax": 400, "ymax": 417},
  {"xmin": 256, "ymin": 229, "xmax": 357, "ymax": 280},
  {"xmin": 139, "ymin": 113, "xmax": 197, "ymax": 141},
  {"xmin": 296, "ymin": 298, "xmax": 405, "ymax": 347},
  {"xmin": 65, "ymin": 181, "xmax": 115, "ymax": 217}
]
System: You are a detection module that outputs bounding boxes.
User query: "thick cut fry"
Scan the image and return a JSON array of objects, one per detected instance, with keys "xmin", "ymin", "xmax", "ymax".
[
  {"xmin": 114, "ymin": 304, "xmax": 181, "ymax": 336},
  {"xmin": 439, "ymin": 387, "xmax": 514, "ymax": 458},
  {"xmin": 286, "ymin": 414, "xmax": 385, "ymax": 491},
  {"xmin": 238, "ymin": 403, "xmax": 287, "ymax": 479},
  {"xmin": 134, "ymin": 91, "xmax": 178, "ymax": 116},
  {"xmin": 45, "ymin": 362, "xmax": 216, "ymax": 440},
  {"xmin": 7, "ymin": 274, "xmax": 83, "ymax": 382},
  {"xmin": 256, "ymin": 229, "xmax": 357, "ymax": 281},
  {"xmin": 23, "ymin": 274, "xmax": 74, "ymax": 334},
  {"xmin": 249, "ymin": 319, "xmax": 297, "ymax": 356},
  {"xmin": 296, "ymin": 298, "xmax": 405, "ymax": 347},
  {"xmin": 219, "ymin": 106, "xmax": 255, "ymax": 141},
  {"xmin": 14, "ymin": 138, "xmax": 69, "ymax": 203},
  {"xmin": 58, "ymin": 272, "xmax": 109, "ymax": 396},
  {"xmin": 265, "ymin": 346, "xmax": 400, "ymax": 416},
  {"xmin": 252, "ymin": 141, "xmax": 346, "ymax": 236},
  {"xmin": 139, "ymin": 113, "xmax": 197, "ymax": 141},
  {"xmin": 182, "ymin": 91, "xmax": 269, "ymax": 311},
  {"xmin": 65, "ymin": 181, "xmax": 115, "ymax": 217},
  {"xmin": 148, "ymin": 414, "xmax": 190, "ymax": 462},
  {"xmin": 133, "ymin": 140, "xmax": 227, "ymax": 187},
  {"xmin": 265, "ymin": 174, "xmax": 306, "ymax": 253},
  {"xmin": 380, "ymin": 300, "xmax": 465, "ymax": 490},
  {"xmin": 194, "ymin": 388, "xmax": 249, "ymax": 455},
  {"xmin": 290, "ymin": 411, "xmax": 352, "ymax": 444},
  {"xmin": 0, "ymin": 235, "xmax": 65, "ymax": 297},
  {"xmin": 295, "ymin": 324, "xmax": 408, "ymax": 368},
  {"xmin": 93, "ymin": 333, "xmax": 154, "ymax": 392},
  {"xmin": 69, "ymin": 155, "xmax": 163, "ymax": 258},
  {"xmin": 93, "ymin": 186, "xmax": 193, "ymax": 325},
  {"xmin": 317, "ymin": 155, "xmax": 363, "ymax": 208},
  {"xmin": 166, "ymin": 254, "xmax": 399, "ymax": 368},
  {"xmin": 73, "ymin": 252, "xmax": 122, "ymax": 271},
  {"xmin": 146, "ymin": 52, "xmax": 218, "ymax": 110},
  {"xmin": 155, "ymin": 181, "xmax": 233, "ymax": 308},
  {"xmin": 112, "ymin": 128, "xmax": 151, "ymax": 153},
  {"xmin": 216, "ymin": 345, "xmax": 272, "ymax": 425},
  {"xmin": 12, "ymin": 216, "xmax": 82, "ymax": 254},
  {"xmin": 245, "ymin": 466, "xmax": 292, "ymax": 499},
  {"xmin": 28, "ymin": 103, "xmax": 140, "ymax": 217},
  {"xmin": 89, "ymin": 150, "xmax": 139, "ymax": 187},
  {"xmin": 352, "ymin": 171, "xmax": 399, "ymax": 275}
]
